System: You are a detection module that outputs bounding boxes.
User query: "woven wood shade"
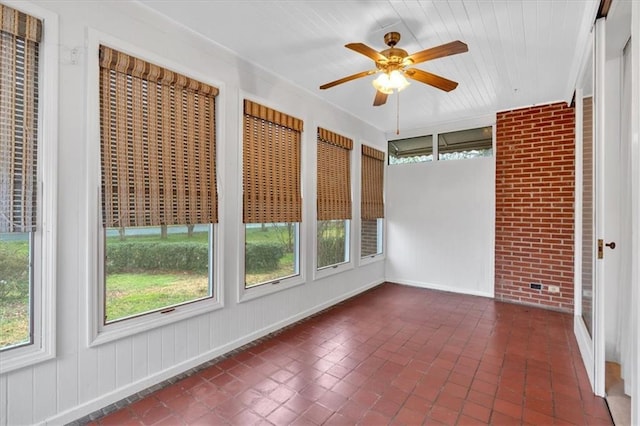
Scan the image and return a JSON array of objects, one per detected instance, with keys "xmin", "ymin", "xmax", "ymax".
[
  {"xmin": 243, "ymin": 100, "xmax": 303, "ymax": 223},
  {"xmin": 99, "ymin": 46, "xmax": 219, "ymax": 227},
  {"xmin": 317, "ymin": 128, "xmax": 352, "ymax": 221},
  {"xmin": 361, "ymin": 145, "xmax": 385, "ymax": 220},
  {"xmin": 0, "ymin": 5, "xmax": 41, "ymax": 233}
]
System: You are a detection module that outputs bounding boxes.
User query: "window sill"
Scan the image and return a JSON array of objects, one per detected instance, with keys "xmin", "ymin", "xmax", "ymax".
[
  {"xmin": 0, "ymin": 343, "xmax": 55, "ymax": 374},
  {"xmin": 359, "ymin": 253, "xmax": 385, "ymax": 267},
  {"xmin": 314, "ymin": 261, "xmax": 354, "ymax": 281},
  {"xmin": 238, "ymin": 274, "xmax": 305, "ymax": 304},
  {"xmin": 90, "ymin": 298, "xmax": 223, "ymax": 347}
]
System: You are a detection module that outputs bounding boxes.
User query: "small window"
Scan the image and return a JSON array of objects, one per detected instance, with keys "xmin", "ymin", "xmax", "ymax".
[
  {"xmin": 438, "ymin": 126, "xmax": 493, "ymax": 160},
  {"xmin": 388, "ymin": 135, "xmax": 433, "ymax": 164}
]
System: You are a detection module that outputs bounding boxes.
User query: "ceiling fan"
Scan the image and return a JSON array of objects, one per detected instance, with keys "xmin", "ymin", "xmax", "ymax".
[{"xmin": 319, "ymin": 32, "xmax": 468, "ymax": 106}]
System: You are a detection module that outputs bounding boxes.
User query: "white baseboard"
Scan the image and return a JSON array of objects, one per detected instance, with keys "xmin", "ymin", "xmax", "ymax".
[
  {"xmin": 44, "ymin": 279, "xmax": 384, "ymax": 425},
  {"xmin": 387, "ymin": 278, "xmax": 494, "ymax": 299}
]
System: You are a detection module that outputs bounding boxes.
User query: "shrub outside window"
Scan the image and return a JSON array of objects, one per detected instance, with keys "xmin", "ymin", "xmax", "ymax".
[
  {"xmin": 104, "ymin": 225, "xmax": 212, "ymax": 323},
  {"xmin": 438, "ymin": 126, "xmax": 493, "ymax": 160},
  {"xmin": 317, "ymin": 220, "xmax": 350, "ymax": 269},
  {"xmin": 388, "ymin": 135, "xmax": 433, "ymax": 164},
  {"xmin": 245, "ymin": 222, "xmax": 299, "ymax": 288}
]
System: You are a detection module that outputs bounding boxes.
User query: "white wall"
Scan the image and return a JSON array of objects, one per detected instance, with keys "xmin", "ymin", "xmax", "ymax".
[
  {"xmin": 385, "ymin": 156, "xmax": 495, "ymax": 297},
  {"xmin": 0, "ymin": 2, "xmax": 386, "ymax": 424}
]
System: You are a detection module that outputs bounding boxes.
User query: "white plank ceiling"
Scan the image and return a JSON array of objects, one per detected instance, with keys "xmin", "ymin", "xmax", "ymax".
[{"xmin": 138, "ymin": 0, "xmax": 598, "ymax": 135}]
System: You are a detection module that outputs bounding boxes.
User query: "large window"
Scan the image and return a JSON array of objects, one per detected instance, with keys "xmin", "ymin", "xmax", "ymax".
[
  {"xmin": 317, "ymin": 128, "xmax": 352, "ymax": 269},
  {"xmin": 361, "ymin": 145, "xmax": 385, "ymax": 258},
  {"xmin": 0, "ymin": 3, "xmax": 56, "ymax": 372},
  {"xmin": 98, "ymin": 46, "xmax": 219, "ymax": 324},
  {"xmin": 243, "ymin": 100, "xmax": 303, "ymax": 288}
]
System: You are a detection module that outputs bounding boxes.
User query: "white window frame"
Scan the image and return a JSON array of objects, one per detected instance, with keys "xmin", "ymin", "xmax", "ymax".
[
  {"xmin": 86, "ymin": 30, "xmax": 224, "ymax": 347},
  {"xmin": 237, "ymin": 94, "xmax": 305, "ymax": 303},
  {"xmin": 0, "ymin": 1, "xmax": 58, "ymax": 374}
]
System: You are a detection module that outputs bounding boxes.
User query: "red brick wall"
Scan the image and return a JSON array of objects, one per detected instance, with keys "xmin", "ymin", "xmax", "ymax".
[{"xmin": 495, "ymin": 102, "xmax": 575, "ymax": 312}]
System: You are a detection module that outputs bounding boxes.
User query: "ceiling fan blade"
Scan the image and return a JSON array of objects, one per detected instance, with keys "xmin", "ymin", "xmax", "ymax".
[
  {"xmin": 345, "ymin": 43, "xmax": 388, "ymax": 63},
  {"xmin": 373, "ymin": 90, "xmax": 388, "ymax": 107},
  {"xmin": 405, "ymin": 68, "xmax": 459, "ymax": 92},
  {"xmin": 319, "ymin": 70, "xmax": 376, "ymax": 90},
  {"xmin": 404, "ymin": 40, "xmax": 468, "ymax": 66}
]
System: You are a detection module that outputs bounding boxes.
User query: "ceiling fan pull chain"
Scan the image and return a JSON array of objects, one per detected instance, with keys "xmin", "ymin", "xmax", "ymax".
[{"xmin": 396, "ymin": 90, "xmax": 400, "ymax": 135}]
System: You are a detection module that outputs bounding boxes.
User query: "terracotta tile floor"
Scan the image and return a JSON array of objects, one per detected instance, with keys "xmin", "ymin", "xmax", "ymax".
[{"xmin": 89, "ymin": 283, "xmax": 613, "ymax": 425}]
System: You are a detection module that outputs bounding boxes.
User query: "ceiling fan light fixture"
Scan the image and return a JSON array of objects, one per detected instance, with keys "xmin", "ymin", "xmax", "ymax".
[{"xmin": 372, "ymin": 70, "xmax": 410, "ymax": 95}]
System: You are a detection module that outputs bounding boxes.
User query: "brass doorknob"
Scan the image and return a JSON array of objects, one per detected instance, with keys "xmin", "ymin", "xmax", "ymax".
[{"xmin": 606, "ymin": 242, "xmax": 616, "ymax": 249}]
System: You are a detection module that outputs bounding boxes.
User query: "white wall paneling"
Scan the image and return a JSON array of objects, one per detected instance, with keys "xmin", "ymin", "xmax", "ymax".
[{"xmin": 385, "ymin": 154, "xmax": 495, "ymax": 297}]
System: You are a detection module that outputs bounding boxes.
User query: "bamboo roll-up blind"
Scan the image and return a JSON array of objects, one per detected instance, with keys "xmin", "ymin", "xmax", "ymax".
[
  {"xmin": 0, "ymin": 5, "xmax": 41, "ymax": 233},
  {"xmin": 317, "ymin": 128, "xmax": 352, "ymax": 221},
  {"xmin": 243, "ymin": 100, "xmax": 303, "ymax": 223},
  {"xmin": 99, "ymin": 46, "xmax": 219, "ymax": 227},
  {"xmin": 361, "ymin": 145, "xmax": 385, "ymax": 220}
]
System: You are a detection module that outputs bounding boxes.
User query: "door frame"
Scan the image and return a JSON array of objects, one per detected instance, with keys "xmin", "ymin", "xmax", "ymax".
[{"xmin": 574, "ymin": 17, "xmax": 606, "ymax": 398}]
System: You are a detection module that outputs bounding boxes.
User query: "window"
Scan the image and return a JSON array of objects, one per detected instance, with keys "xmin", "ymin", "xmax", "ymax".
[
  {"xmin": 243, "ymin": 100, "xmax": 303, "ymax": 289},
  {"xmin": 317, "ymin": 128, "xmax": 352, "ymax": 269},
  {"xmin": 0, "ymin": 3, "xmax": 57, "ymax": 373},
  {"xmin": 98, "ymin": 46, "xmax": 219, "ymax": 325},
  {"xmin": 438, "ymin": 126, "xmax": 493, "ymax": 160},
  {"xmin": 361, "ymin": 145, "xmax": 385, "ymax": 258},
  {"xmin": 388, "ymin": 135, "xmax": 433, "ymax": 164}
]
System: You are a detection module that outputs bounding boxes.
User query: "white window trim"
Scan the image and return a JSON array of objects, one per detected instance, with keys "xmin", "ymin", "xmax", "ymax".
[
  {"xmin": 0, "ymin": 1, "xmax": 58, "ymax": 374},
  {"xmin": 237, "ymin": 93, "xmax": 306, "ymax": 303},
  {"xmin": 85, "ymin": 29, "xmax": 225, "ymax": 347}
]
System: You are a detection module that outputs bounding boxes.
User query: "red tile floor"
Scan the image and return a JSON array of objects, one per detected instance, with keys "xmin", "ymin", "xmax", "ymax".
[{"xmin": 89, "ymin": 283, "xmax": 613, "ymax": 425}]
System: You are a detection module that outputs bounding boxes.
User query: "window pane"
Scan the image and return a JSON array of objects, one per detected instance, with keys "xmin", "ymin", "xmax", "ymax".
[
  {"xmin": 318, "ymin": 220, "xmax": 349, "ymax": 269},
  {"xmin": 388, "ymin": 135, "xmax": 433, "ymax": 164},
  {"xmin": 361, "ymin": 219, "xmax": 383, "ymax": 257},
  {"xmin": 105, "ymin": 225, "xmax": 212, "ymax": 323},
  {"xmin": 438, "ymin": 126, "xmax": 493, "ymax": 160},
  {"xmin": 245, "ymin": 223, "xmax": 299, "ymax": 288},
  {"xmin": 0, "ymin": 232, "xmax": 32, "ymax": 350}
]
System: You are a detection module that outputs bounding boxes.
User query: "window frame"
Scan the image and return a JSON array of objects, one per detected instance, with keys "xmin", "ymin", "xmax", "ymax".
[
  {"xmin": 237, "ymin": 94, "xmax": 305, "ymax": 303},
  {"xmin": 0, "ymin": 0, "xmax": 58, "ymax": 374},
  {"xmin": 86, "ymin": 30, "xmax": 224, "ymax": 347}
]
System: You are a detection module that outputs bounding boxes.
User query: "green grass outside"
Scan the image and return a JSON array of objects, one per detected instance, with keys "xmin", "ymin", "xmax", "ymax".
[
  {"xmin": 1, "ymin": 225, "xmax": 297, "ymax": 344},
  {"xmin": 0, "ymin": 238, "xmax": 30, "ymax": 348}
]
